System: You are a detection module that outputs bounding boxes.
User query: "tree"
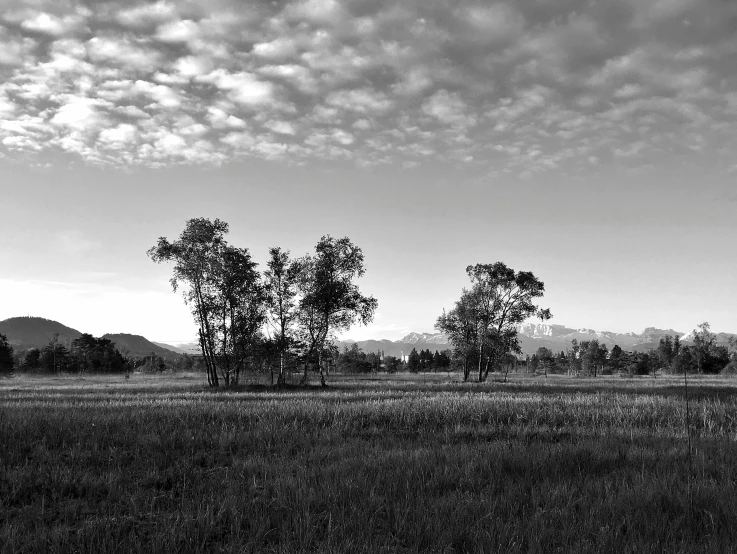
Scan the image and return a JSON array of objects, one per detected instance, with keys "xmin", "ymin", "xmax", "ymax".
[
  {"xmin": 147, "ymin": 218, "xmax": 265, "ymax": 387},
  {"xmin": 407, "ymin": 347, "xmax": 420, "ymax": 373},
  {"xmin": 691, "ymin": 322, "xmax": 716, "ymax": 374},
  {"xmin": 435, "ymin": 290, "xmax": 478, "ymax": 381},
  {"xmin": 728, "ymin": 336, "xmax": 737, "ymax": 361},
  {"xmin": 24, "ymin": 348, "xmax": 41, "ymax": 371},
  {"xmin": 384, "ymin": 355, "xmax": 401, "ymax": 373},
  {"xmin": 608, "ymin": 345, "xmax": 624, "ymax": 373},
  {"xmin": 69, "ymin": 334, "xmax": 128, "ymax": 373},
  {"xmin": 657, "ymin": 336, "xmax": 675, "ymax": 371},
  {"xmin": 535, "ymin": 346, "xmax": 554, "ymax": 376},
  {"xmin": 438, "ymin": 262, "xmax": 550, "ymax": 383},
  {"xmin": 40, "ymin": 333, "xmax": 71, "ymax": 373},
  {"xmin": 568, "ymin": 339, "xmax": 581, "ymax": 376},
  {"xmin": 264, "ymin": 247, "xmax": 302, "ymax": 385},
  {"xmin": 296, "ymin": 236, "xmax": 377, "ymax": 386},
  {"xmin": 0, "ymin": 333, "xmax": 13, "ymax": 373},
  {"xmin": 673, "ymin": 346, "xmax": 696, "ymax": 374}
]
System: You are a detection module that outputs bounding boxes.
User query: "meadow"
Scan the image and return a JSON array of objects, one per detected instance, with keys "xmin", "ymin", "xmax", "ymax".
[{"xmin": 2, "ymin": 372, "xmax": 737, "ymax": 553}]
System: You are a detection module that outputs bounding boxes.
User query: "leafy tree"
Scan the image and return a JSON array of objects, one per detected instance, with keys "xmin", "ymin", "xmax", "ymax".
[
  {"xmin": 384, "ymin": 355, "xmax": 401, "ymax": 373},
  {"xmin": 435, "ymin": 290, "xmax": 478, "ymax": 381},
  {"xmin": 336, "ymin": 344, "xmax": 372, "ymax": 373},
  {"xmin": 0, "ymin": 333, "xmax": 13, "ymax": 373},
  {"xmin": 728, "ymin": 336, "xmax": 737, "ymax": 361},
  {"xmin": 579, "ymin": 340, "xmax": 607, "ymax": 377},
  {"xmin": 69, "ymin": 334, "xmax": 128, "ymax": 373},
  {"xmin": 608, "ymin": 345, "xmax": 624, "ymax": 373},
  {"xmin": 673, "ymin": 346, "xmax": 696, "ymax": 374},
  {"xmin": 264, "ymin": 247, "xmax": 302, "ymax": 385},
  {"xmin": 40, "ymin": 333, "xmax": 71, "ymax": 373},
  {"xmin": 433, "ymin": 350, "xmax": 451, "ymax": 371},
  {"xmin": 568, "ymin": 339, "xmax": 581, "ymax": 375},
  {"xmin": 24, "ymin": 348, "xmax": 41, "ymax": 371},
  {"xmin": 148, "ymin": 218, "xmax": 265, "ymax": 387},
  {"xmin": 535, "ymin": 346, "xmax": 554, "ymax": 376},
  {"xmin": 296, "ymin": 236, "xmax": 377, "ymax": 386},
  {"xmin": 657, "ymin": 336, "xmax": 675, "ymax": 371},
  {"xmin": 529, "ymin": 354, "xmax": 539, "ymax": 373},
  {"xmin": 465, "ymin": 263, "xmax": 550, "ymax": 382},
  {"xmin": 407, "ymin": 347, "xmax": 420, "ymax": 373},
  {"xmin": 438, "ymin": 262, "xmax": 550, "ymax": 382},
  {"xmin": 692, "ymin": 322, "xmax": 716, "ymax": 374}
]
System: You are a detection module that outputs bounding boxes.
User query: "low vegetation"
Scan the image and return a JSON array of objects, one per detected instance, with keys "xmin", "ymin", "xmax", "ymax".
[{"xmin": 2, "ymin": 373, "xmax": 737, "ymax": 553}]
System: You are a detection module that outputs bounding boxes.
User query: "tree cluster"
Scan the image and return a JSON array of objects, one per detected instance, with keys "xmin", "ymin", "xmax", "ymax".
[
  {"xmin": 335, "ymin": 344, "xmax": 383, "ymax": 373},
  {"xmin": 406, "ymin": 347, "xmax": 451, "ymax": 372},
  {"xmin": 148, "ymin": 218, "xmax": 377, "ymax": 388},
  {"xmin": 655, "ymin": 323, "xmax": 732, "ymax": 375},
  {"xmin": 525, "ymin": 322, "xmax": 736, "ymax": 377},
  {"xmin": 17, "ymin": 333, "xmax": 129, "ymax": 374}
]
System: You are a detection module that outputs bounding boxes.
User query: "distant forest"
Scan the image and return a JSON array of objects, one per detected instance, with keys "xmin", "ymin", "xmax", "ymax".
[{"xmin": 1, "ymin": 217, "xmax": 736, "ymax": 382}]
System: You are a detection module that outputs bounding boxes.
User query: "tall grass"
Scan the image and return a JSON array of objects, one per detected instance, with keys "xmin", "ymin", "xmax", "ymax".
[{"xmin": 2, "ymin": 374, "xmax": 737, "ymax": 553}]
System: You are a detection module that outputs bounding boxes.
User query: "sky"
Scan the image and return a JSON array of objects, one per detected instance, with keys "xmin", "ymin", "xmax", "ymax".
[{"xmin": 1, "ymin": 0, "xmax": 736, "ymax": 344}]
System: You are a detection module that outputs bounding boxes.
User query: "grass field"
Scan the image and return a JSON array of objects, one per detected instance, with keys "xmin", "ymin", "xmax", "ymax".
[{"xmin": 2, "ymin": 372, "xmax": 737, "ymax": 553}]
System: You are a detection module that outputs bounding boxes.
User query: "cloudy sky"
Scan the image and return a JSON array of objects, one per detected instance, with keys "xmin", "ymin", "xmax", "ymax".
[{"xmin": 1, "ymin": 0, "xmax": 736, "ymax": 343}]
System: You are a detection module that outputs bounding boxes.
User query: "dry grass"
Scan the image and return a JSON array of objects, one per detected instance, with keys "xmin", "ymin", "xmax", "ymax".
[{"xmin": 2, "ymin": 372, "xmax": 737, "ymax": 553}]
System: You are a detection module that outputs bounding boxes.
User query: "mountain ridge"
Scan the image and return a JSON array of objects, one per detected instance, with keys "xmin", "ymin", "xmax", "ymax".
[{"xmin": 0, "ymin": 317, "xmax": 181, "ymax": 358}]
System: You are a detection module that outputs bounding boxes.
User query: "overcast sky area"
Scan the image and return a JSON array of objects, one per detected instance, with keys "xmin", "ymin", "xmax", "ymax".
[{"xmin": 1, "ymin": 0, "xmax": 736, "ymax": 343}]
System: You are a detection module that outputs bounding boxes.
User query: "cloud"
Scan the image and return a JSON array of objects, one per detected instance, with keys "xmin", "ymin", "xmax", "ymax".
[
  {"xmin": 20, "ymin": 11, "xmax": 86, "ymax": 36},
  {"xmin": 117, "ymin": 2, "xmax": 178, "ymax": 28},
  {"xmin": 86, "ymin": 36, "xmax": 163, "ymax": 72},
  {"xmin": 155, "ymin": 19, "xmax": 200, "ymax": 43},
  {"xmin": 0, "ymin": 0, "xmax": 735, "ymax": 174},
  {"xmin": 422, "ymin": 90, "xmax": 476, "ymax": 128},
  {"xmin": 198, "ymin": 69, "xmax": 275, "ymax": 105},
  {"xmin": 50, "ymin": 97, "xmax": 109, "ymax": 132}
]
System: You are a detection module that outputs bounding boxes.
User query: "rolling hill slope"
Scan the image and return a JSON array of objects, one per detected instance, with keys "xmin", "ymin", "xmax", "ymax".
[
  {"xmin": 101, "ymin": 334, "xmax": 181, "ymax": 359},
  {"xmin": 0, "ymin": 317, "xmax": 82, "ymax": 350}
]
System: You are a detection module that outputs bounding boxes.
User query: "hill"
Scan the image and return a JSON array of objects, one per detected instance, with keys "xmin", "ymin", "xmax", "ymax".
[
  {"xmin": 155, "ymin": 341, "xmax": 201, "ymax": 355},
  {"xmin": 101, "ymin": 334, "xmax": 181, "ymax": 359},
  {"xmin": 0, "ymin": 317, "xmax": 82, "ymax": 351}
]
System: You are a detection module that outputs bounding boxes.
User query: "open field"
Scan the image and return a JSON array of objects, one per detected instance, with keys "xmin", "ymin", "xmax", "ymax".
[{"xmin": 2, "ymin": 372, "xmax": 737, "ymax": 553}]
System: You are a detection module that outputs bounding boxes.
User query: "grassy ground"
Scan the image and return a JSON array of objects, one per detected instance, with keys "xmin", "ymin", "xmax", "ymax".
[{"xmin": 2, "ymin": 372, "xmax": 737, "ymax": 553}]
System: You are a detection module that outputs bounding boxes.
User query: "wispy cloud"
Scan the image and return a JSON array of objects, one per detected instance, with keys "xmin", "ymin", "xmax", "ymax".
[{"xmin": 1, "ymin": 0, "xmax": 736, "ymax": 176}]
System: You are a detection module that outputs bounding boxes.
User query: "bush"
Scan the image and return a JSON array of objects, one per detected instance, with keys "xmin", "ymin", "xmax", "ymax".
[{"xmin": 720, "ymin": 360, "xmax": 737, "ymax": 376}]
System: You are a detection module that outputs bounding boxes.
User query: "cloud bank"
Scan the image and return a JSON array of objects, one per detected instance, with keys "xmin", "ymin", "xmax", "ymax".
[{"xmin": 1, "ymin": 0, "xmax": 736, "ymax": 176}]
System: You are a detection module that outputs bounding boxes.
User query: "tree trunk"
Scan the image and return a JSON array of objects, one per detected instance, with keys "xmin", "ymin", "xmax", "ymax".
[
  {"xmin": 319, "ymin": 349, "xmax": 327, "ymax": 387},
  {"xmin": 477, "ymin": 337, "xmax": 484, "ymax": 383}
]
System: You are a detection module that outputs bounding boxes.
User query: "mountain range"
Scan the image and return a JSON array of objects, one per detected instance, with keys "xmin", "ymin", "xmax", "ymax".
[
  {"xmin": 1, "ymin": 316, "xmax": 735, "ymax": 360},
  {"xmin": 340, "ymin": 324, "xmax": 737, "ymax": 357}
]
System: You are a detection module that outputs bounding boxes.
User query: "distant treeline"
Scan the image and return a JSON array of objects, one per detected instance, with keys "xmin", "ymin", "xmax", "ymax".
[
  {"xmin": 528, "ymin": 324, "xmax": 736, "ymax": 377},
  {"xmin": 0, "ymin": 332, "xmax": 198, "ymax": 374}
]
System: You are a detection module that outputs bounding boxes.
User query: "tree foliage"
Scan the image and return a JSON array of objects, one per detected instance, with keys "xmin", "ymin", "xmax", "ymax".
[
  {"xmin": 264, "ymin": 247, "xmax": 302, "ymax": 385},
  {"xmin": 148, "ymin": 218, "xmax": 265, "ymax": 386},
  {"xmin": 437, "ymin": 262, "xmax": 550, "ymax": 382},
  {"xmin": 296, "ymin": 236, "xmax": 377, "ymax": 386},
  {"xmin": 0, "ymin": 333, "xmax": 13, "ymax": 373},
  {"xmin": 148, "ymin": 222, "xmax": 376, "ymax": 387}
]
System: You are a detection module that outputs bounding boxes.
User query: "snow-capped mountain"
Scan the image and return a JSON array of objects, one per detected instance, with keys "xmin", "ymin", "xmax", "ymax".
[
  {"xmin": 400, "ymin": 332, "xmax": 450, "ymax": 345},
  {"xmin": 340, "ymin": 323, "xmax": 733, "ymax": 357}
]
